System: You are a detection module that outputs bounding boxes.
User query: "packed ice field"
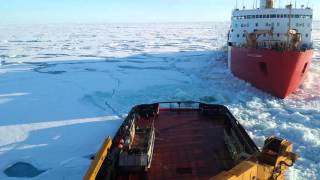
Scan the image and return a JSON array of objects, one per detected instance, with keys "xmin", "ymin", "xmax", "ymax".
[{"xmin": 0, "ymin": 22, "xmax": 319, "ymax": 179}]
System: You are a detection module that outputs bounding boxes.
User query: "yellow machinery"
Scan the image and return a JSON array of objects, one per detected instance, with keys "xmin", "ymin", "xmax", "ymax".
[
  {"xmin": 211, "ymin": 136, "xmax": 298, "ymax": 180},
  {"xmin": 288, "ymin": 29, "xmax": 302, "ymax": 50},
  {"xmin": 266, "ymin": 0, "xmax": 274, "ymax": 9},
  {"xmin": 244, "ymin": 29, "xmax": 273, "ymax": 48},
  {"xmin": 84, "ymin": 137, "xmax": 112, "ymax": 180}
]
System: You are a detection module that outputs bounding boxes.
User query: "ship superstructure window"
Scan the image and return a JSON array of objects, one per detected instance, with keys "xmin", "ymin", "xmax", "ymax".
[
  {"xmin": 232, "ymin": 14, "xmax": 312, "ymax": 20},
  {"xmin": 296, "ymin": 23, "xmax": 305, "ymax": 27},
  {"xmin": 306, "ymin": 34, "xmax": 309, "ymax": 38},
  {"xmin": 256, "ymin": 23, "xmax": 259, "ymax": 27},
  {"xmin": 277, "ymin": 33, "xmax": 280, "ymax": 37}
]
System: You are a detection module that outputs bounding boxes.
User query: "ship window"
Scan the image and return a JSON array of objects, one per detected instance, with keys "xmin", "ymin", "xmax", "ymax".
[
  {"xmin": 256, "ymin": 23, "xmax": 259, "ymax": 27},
  {"xmin": 302, "ymin": 63, "xmax": 308, "ymax": 74},
  {"xmin": 290, "ymin": 14, "xmax": 294, "ymax": 18},
  {"xmin": 237, "ymin": 34, "xmax": 240, "ymax": 38},
  {"xmin": 243, "ymin": 34, "xmax": 245, "ymax": 37},
  {"xmin": 295, "ymin": 14, "xmax": 299, "ymax": 18},
  {"xmin": 263, "ymin": 14, "xmax": 266, "ymax": 18},
  {"xmin": 231, "ymin": 29, "xmax": 234, "ymax": 32},
  {"xmin": 284, "ymin": 14, "xmax": 288, "ymax": 18},
  {"xmin": 280, "ymin": 14, "xmax": 284, "ymax": 18},
  {"xmin": 267, "ymin": 14, "xmax": 270, "ymax": 18},
  {"xmin": 277, "ymin": 33, "xmax": 280, "ymax": 37},
  {"xmin": 256, "ymin": 15, "xmax": 259, "ymax": 18},
  {"xmin": 271, "ymin": 14, "xmax": 276, "ymax": 18},
  {"xmin": 306, "ymin": 33, "xmax": 309, "ymax": 37},
  {"xmin": 260, "ymin": 15, "xmax": 263, "ymax": 18},
  {"xmin": 263, "ymin": 34, "xmax": 266, "ymax": 37},
  {"xmin": 259, "ymin": 62, "xmax": 268, "ymax": 76},
  {"xmin": 277, "ymin": 14, "xmax": 280, "ymax": 18}
]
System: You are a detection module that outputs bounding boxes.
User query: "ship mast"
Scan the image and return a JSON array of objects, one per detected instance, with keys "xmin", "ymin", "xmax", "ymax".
[{"xmin": 287, "ymin": 3, "xmax": 293, "ymax": 49}]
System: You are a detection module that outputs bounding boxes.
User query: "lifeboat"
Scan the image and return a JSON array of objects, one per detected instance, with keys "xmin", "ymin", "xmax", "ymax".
[{"xmin": 84, "ymin": 102, "xmax": 298, "ymax": 180}]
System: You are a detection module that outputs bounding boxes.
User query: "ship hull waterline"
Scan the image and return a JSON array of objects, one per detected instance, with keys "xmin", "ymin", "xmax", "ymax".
[{"xmin": 229, "ymin": 47, "xmax": 313, "ymax": 98}]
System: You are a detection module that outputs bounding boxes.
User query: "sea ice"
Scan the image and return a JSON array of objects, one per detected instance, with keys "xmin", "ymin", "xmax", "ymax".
[{"xmin": 0, "ymin": 22, "xmax": 319, "ymax": 179}]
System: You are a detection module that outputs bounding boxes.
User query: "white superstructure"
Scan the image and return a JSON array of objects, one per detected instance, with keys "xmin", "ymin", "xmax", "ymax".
[{"xmin": 228, "ymin": 0, "xmax": 313, "ymax": 49}]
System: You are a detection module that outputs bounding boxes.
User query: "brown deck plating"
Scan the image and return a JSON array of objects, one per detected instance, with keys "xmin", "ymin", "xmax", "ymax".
[{"xmin": 120, "ymin": 109, "xmax": 233, "ymax": 180}]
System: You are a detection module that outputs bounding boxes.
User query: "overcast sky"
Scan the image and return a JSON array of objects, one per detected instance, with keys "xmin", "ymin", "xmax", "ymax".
[{"xmin": 0, "ymin": 0, "xmax": 319, "ymax": 24}]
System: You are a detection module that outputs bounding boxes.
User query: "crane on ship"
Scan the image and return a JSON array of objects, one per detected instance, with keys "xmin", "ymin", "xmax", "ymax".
[{"xmin": 244, "ymin": 29, "xmax": 273, "ymax": 48}]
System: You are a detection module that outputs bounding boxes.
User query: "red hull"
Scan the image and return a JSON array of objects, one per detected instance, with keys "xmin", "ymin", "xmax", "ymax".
[{"xmin": 230, "ymin": 47, "xmax": 313, "ymax": 98}]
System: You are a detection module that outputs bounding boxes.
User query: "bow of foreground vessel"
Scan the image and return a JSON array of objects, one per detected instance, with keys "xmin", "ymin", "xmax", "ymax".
[{"xmin": 84, "ymin": 102, "xmax": 298, "ymax": 180}]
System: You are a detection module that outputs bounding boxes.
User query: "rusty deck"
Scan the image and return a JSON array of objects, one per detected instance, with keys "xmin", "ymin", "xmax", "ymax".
[
  {"xmin": 117, "ymin": 110, "xmax": 233, "ymax": 180},
  {"xmin": 93, "ymin": 102, "xmax": 259, "ymax": 180}
]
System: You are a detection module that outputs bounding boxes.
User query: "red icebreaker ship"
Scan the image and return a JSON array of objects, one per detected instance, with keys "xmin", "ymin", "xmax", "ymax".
[{"xmin": 227, "ymin": 0, "xmax": 313, "ymax": 98}]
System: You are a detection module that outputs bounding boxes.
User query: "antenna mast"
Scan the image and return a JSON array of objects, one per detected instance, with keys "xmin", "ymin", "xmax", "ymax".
[{"xmin": 279, "ymin": 0, "xmax": 281, "ymax": 8}]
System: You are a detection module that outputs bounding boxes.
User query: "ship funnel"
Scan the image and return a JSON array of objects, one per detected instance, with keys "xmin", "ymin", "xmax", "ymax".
[{"xmin": 260, "ymin": 0, "xmax": 273, "ymax": 9}]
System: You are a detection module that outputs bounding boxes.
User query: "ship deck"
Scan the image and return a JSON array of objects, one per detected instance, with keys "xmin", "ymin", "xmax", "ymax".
[{"xmin": 117, "ymin": 109, "xmax": 234, "ymax": 180}]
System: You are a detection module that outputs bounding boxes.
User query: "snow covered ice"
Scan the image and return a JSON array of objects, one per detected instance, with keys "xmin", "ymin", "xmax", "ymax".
[{"xmin": 0, "ymin": 22, "xmax": 319, "ymax": 179}]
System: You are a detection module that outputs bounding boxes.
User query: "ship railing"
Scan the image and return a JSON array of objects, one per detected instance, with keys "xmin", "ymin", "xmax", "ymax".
[
  {"xmin": 157, "ymin": 101, "xmax": 200, "ymax": 110},
  {"xmin": 232, "ymin": 41, "xmax": 313, "ymax": 51}
]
